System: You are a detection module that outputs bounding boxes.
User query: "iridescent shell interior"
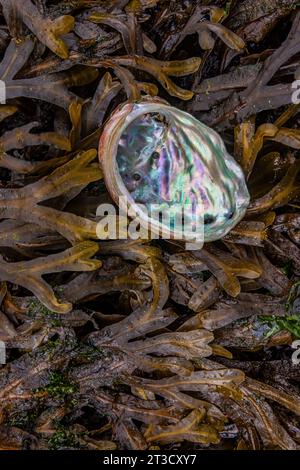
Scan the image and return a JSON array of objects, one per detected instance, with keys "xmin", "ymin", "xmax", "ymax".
[{"xmin": 101, "ymin": 101, "xmax": 250, "ymax": 242}]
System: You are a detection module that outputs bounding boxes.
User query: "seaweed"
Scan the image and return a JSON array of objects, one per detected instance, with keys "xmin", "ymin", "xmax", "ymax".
[{"xmin": 0, "ymin": 0, "xmax": 299, "ymax": 452}]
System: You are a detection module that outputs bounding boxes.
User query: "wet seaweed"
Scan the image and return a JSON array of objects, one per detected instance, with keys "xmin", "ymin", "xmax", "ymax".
[{"xmin": 0, "ymin": 0, "xmax": 299, "ymax": 452}]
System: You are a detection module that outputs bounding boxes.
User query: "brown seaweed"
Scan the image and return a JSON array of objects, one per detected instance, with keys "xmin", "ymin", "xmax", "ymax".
[{"xmin": 0, "ymin": 0, "xmax": 299, "ymax": 452}]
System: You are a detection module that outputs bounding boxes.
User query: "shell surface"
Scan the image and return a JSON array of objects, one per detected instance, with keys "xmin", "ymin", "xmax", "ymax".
[{"xmin": 99, "ymin": 101, "xmax": 250, "ymax": 242}]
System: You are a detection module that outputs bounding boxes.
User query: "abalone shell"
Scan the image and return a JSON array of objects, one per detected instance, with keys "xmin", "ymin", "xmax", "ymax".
[{"xmin": 99, "ymin": 100, "xmax": 250, "ymax": 242}]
